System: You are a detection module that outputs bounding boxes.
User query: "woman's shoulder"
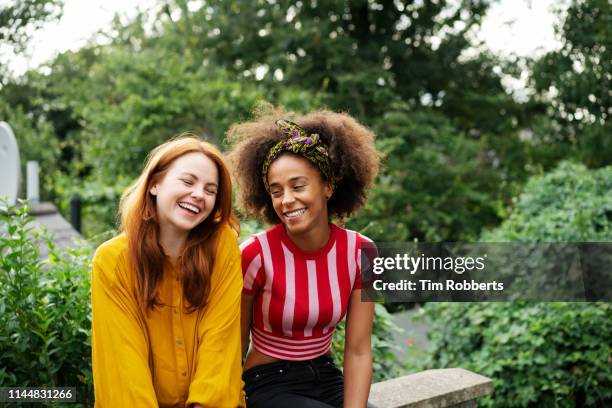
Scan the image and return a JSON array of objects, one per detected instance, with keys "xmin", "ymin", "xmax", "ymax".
[
  {"xmin": 238, "ymin": 224, "xmax": 281, "ymax": 253},
  {"xmin": 93, "ymin": 234, "xmax": 128, "ymax": 268},
  {"xmin": 333, "ymin": 224, "xmax": 374, "ymax": 244},
  {"xmin": 91, "ymin": 234, "xmax": 131, "ymax": 287},
  {"xmin": 216, "ymin": 222, "xmax": 238, "ymax": 241},
  {"xmin": 213, "ymin": 222, "xmax": 241, "ymax": 257}
]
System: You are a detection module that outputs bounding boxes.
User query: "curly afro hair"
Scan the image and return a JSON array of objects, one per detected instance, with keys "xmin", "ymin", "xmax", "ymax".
[{"xmin": 227, "ymin": 106, "xmax": 380, "ymax": 225}]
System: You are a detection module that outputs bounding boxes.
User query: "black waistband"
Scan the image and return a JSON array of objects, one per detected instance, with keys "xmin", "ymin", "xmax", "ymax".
[{"xmin": 243, "ymin": 353, "xmax": 335, "ymax": 378}]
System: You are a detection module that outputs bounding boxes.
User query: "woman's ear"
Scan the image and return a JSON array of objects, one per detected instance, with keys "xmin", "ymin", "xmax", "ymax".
[
  {"xmin": 150, "ymin": 185, "xmax": 158, "ymax": 196},
  {"xmin": 324, "ymin": 183, "xmax": 332, "ymax": 201}
]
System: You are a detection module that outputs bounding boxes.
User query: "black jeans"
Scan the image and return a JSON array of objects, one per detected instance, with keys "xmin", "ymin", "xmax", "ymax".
[{"xmin": 243, "ymin": 354, "xmax": 344, "ymax": 408}]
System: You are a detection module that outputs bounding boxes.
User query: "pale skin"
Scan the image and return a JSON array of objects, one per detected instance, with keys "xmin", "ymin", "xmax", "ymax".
[
  {"xmin": 149, "ymin": 151, "xmax": 219, "ymax": 260},
  {"xmin": 149, "ymin": 151, "xmax": 218, "ymax": 408},
  {"xmin": 241, "ymin": 154, "xmax": 374, "ymax": 407}
]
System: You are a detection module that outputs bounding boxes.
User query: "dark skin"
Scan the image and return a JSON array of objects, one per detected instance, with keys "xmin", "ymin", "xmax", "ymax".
[{"xmin": 240, "ymin": 155, "xmax": 374, "ymax": 408}]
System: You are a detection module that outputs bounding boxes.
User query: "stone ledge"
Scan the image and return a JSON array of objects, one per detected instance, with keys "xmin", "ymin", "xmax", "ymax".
[
  {"xmin": 27, "ymin": 202, "xmax": 59, "ymax": 216},
  {"xmin": 369, "ymin": 368, "xmax": 494, "ymax": 408},
  {"xmin": 1, "ymin": 201, "xmax": 58, "ymax": 215},
  {"xmin": 1, "ymin": 201, "xmax": 83, "ymax": 258}
]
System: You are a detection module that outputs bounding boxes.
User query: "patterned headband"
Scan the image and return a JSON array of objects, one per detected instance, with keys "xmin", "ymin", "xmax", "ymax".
[{"xmin": 262, "ymin": 119, "xmax": 335, "ymax": 192}]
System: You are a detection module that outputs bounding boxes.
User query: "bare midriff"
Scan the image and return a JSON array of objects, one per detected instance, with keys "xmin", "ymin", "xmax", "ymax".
[{"xmin": 243, "ymin": 348, "xmax": 282, "ymax": 371}]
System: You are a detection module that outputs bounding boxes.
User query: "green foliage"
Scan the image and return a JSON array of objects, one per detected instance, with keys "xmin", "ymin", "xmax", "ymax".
[
  {"xmin": 29, "ymin": 42, "xmax": 325, "ymax": 184},
  {"xmin": 425, "ymin": 302, "xmax": 611, "ymax": 407},
  {"xmin": 1, "ymin": 0, "xmax": 609, "ymax": 243},
  {"xmin": 348, "ymin": 107, "xmax": 508, "ymax": 242},
  {"xmin": 0, "ymin": 1, "xmax": 610, "ymax": 401},
  {"xmin": 531, "ymin": 0, "xmax": 611, "ymax": 167},
  {"xmin": 50, "ymin": 176, "xmax": 123, "ymax": 241},
  {"xmin": 483, "ymin": 161, "xmax": 612, "ymax": 242},
  {"xmin": 1, "ymin": 38, "xmax": 324, "ymax": 236},
  {"xmin": 155, "ymin": 0, "xmax": 519, "ymax": 129},
  {"xmin": 0, "ymin": 0, "xmax": 582, "ymax": 244},
  {"xmin": 0, "ymin": 200, "xmax": 92, "ymax": 404},
  {"xmin": 332, "ymin": 303, "xmax": 402, "ymax": 382},
  {"xmin": 74, "ymin": 53, "xmax": 261, "ymax": 181},
  {"xmin": 422, "ymin": 162, "xmax": 612, "ymax": 407}
]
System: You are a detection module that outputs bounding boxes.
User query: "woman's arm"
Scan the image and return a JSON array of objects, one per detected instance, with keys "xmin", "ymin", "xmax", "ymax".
[
  {"xmin": 241, "ymin": 295, "xmax": 254, "ymax": 360},
  {"xmin": 91, "ymin": 243, "xmax": 158, "ymax": 407},
  {"xmin": 190, "ymin": 294, "xmax": 250, "ymax": 408},
  {"xmin": 343, "ymin": 289, "xmax": 375, "ymax": 408},
  {"xmin": 186, "ymin": 227, "xmax": 245, "ymax": 408}
]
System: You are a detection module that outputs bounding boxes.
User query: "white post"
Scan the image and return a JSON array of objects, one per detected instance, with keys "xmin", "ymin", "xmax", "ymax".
[
  {"xmin": 0, "ymin": 121, "xmax": 20, "ymax": 205},
  {"xmin": 27, "ymin": 160, "xmax": 39, "ymax": 203}
]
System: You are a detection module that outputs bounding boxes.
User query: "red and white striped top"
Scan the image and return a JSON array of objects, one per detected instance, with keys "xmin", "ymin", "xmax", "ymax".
[{"xmin": 240, "ymin": 223, "xmax": 373, "ymax": 361}]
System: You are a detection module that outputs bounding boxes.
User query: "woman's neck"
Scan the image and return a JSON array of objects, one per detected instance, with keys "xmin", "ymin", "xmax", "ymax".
[
  {"xmin": 158, "ymin": 224, "xmax": 188, "ymax": 259},
  {"xmin": 286, "ymin": 221, "xmax": 331, "ymax": 252}
]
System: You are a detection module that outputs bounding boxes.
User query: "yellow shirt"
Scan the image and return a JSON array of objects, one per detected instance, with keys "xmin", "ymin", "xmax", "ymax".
[{"xmin": 91, "ymin": 225, "xmax": 244, "ymax": 407}]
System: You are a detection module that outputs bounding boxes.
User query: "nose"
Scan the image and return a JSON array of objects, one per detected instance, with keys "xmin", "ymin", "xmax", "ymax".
[
  {"xmin": 281, "ymin": 189, "xmax": 295, "ymax": 206},
  {"xmin": 190, "ymin": 188, "xmax": 204, "ymax": 200}
]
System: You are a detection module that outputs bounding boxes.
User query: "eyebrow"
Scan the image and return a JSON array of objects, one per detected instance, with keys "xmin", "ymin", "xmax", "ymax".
[
  {"xmin": 268, "ymin": 176, "xmax": 308, "ymax": 188},
  {"xmin": 181, "ymin": 172, "xmax": 218, "ymax": 187}
]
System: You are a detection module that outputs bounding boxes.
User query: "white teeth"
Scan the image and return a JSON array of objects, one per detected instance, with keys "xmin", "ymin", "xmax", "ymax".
[
  {"xmin": 178, "ymin": 202, "xmax": 200, "ymax": 214},
  {"xmin": 285, "ymin": 208, "xmax": 306, "ymax": 218}
]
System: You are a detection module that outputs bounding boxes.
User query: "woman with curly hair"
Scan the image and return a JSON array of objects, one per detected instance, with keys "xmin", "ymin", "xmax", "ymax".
[
  {"xmin": 91, "ymin": 136, "xmax": 244, "ymax": 407},
  {"xmin": 228, "ymin": 108, "xmax": 380, "ymax": 408}
]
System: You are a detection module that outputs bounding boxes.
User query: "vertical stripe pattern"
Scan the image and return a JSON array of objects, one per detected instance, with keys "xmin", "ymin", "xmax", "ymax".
[
  {"xmin": 257, "ymin": 232, "xmax": 274, "ymax": 332},
  {"xmin": 304, "ymin": 260, "xmax": 319, "ymax": 337},
  {"xmin": 281, "ymin": 243, "xmax": 295, "ymax": 336},
  {"xmin": 239, "ymin": 224, "xmax": 373, "ymax": 361},
  {"xmin": 324, "ymin": 243, "xmax": 340, "ymax": 333}
]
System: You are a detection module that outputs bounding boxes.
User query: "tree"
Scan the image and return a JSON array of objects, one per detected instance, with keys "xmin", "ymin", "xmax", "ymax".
[
  {"xmin": 0, "ymin": 0, "xmax": 64, "ymax": 83},
  {"xmin": 531, "ymin": 0, "xmax": 611, "ymax": 167},
  {"xmin": 148, "ymin": 0, "xmax": 524, "ymax": 132},
  {"xmin": 4, "ymin": 0, "xmax": 595, "ymax": 244},
  {"xmin": 0, "ymin": 0, "xmax": 63, "ymax": 50},
  {"xmin": 135, "ymin": 0, "xmax": 537, "ymax": 243},
  {"xmin": 347, "ymin": 106, "xmax": 508, "ymax": 242}
]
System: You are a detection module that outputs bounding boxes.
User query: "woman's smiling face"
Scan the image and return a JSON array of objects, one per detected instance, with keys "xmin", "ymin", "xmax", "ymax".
[
  {"xmin": 150, "ymin": 151, "xmax": 219, "ymax": 234},
  {"xmin": 267, "ymin": 153, "xmax": 331, "ymax": 238}
]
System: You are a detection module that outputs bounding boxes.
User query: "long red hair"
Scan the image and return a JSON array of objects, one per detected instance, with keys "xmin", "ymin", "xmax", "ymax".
[{"xmin": 119, "ymin": 135, "xmax": 238, "ymax": 312}]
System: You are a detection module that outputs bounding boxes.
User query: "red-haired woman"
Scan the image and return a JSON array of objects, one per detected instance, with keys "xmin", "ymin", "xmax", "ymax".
[{"xmin": 91, "ymin": 136, "xmax": 244, "ymax": 407}]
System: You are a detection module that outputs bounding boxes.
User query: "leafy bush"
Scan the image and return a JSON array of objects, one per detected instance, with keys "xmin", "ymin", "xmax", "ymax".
[
  {"xmin": 425, "ymin": 302, "xmax": 611, "ymax": 407},
  {"xmin": 332, "ymin": 303, "xmax": 402, "ymax": 383},
  {"xmin": 483, "ymin": 161, "xmax": 612, "ymax": 242},
  {"xmin": 422, "ymin": 162, "xmax": 612, "ymax": 407},
  {"xmin": 0, "ymin": 200, "xmax": 93, "ymax": 406}
]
